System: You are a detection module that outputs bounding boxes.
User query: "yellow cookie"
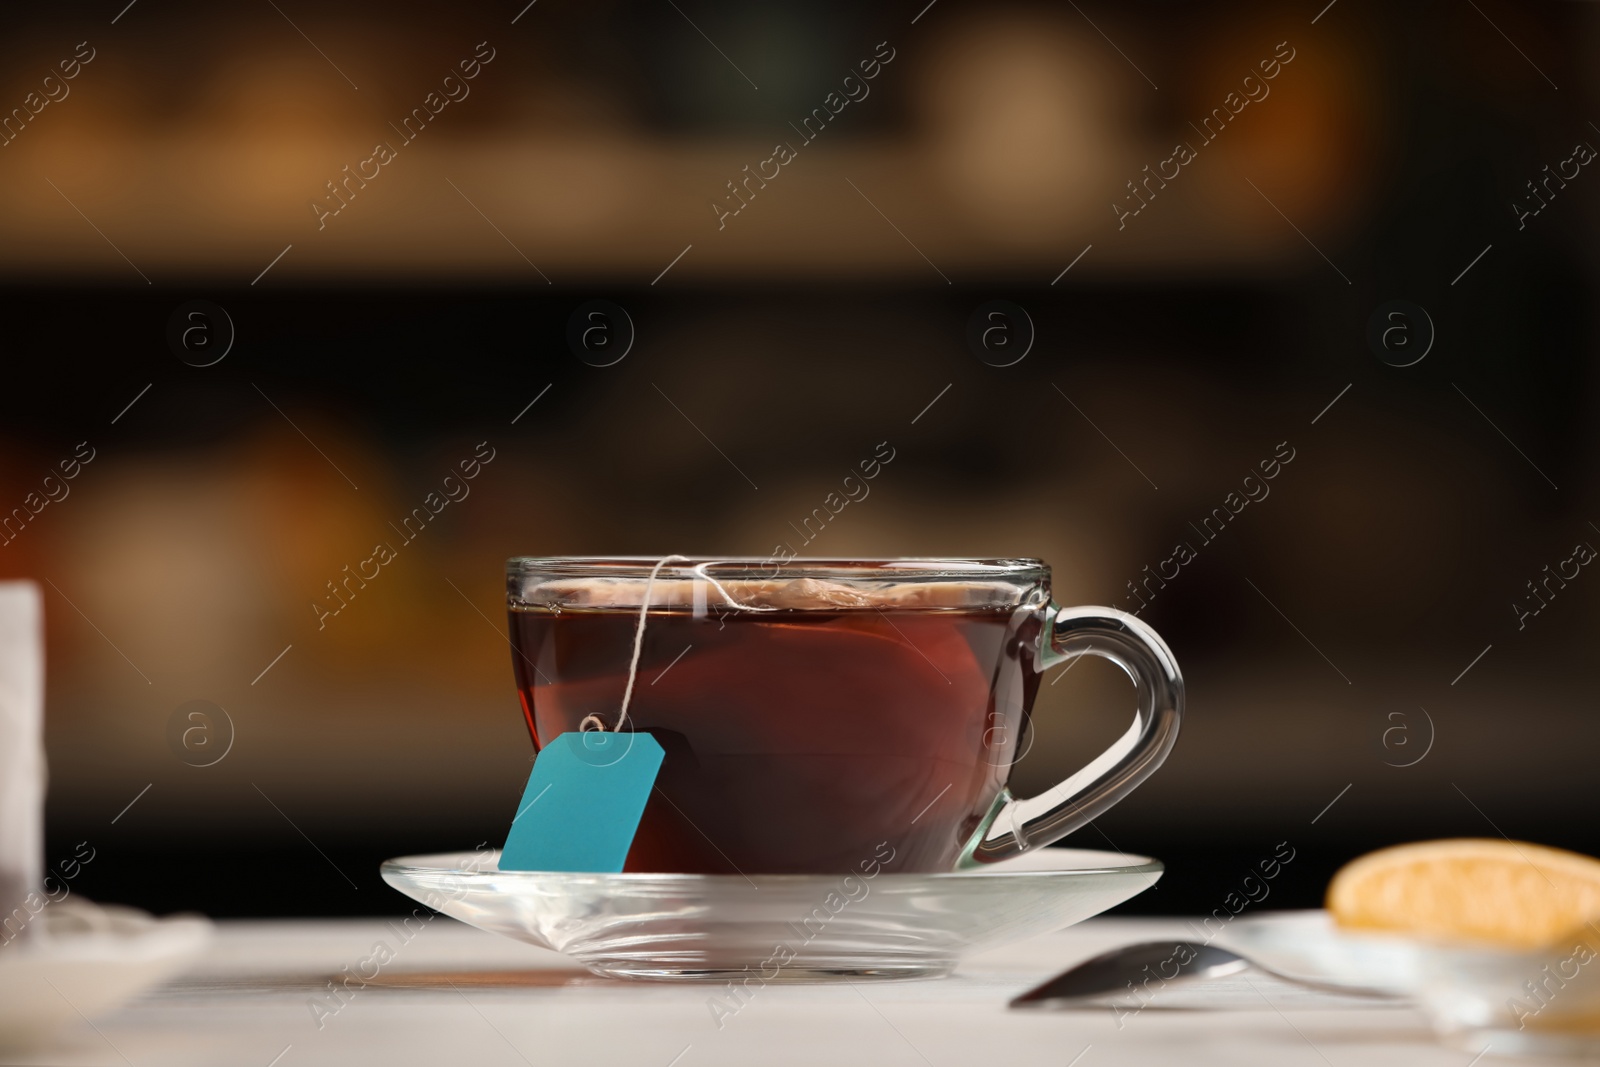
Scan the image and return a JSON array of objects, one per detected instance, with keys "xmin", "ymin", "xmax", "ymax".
[{"xmin": 1328, "ymin": 838, "xmax": 1600, "ymax": 949}]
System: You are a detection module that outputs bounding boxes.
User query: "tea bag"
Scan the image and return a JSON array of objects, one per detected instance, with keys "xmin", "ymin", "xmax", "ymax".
[
  {"xmin": 531, "ymin": 572, "xmax": 1015, "ymax": 612},
  {"xmin": 500, "ymin": 556, "xmax": 683, "ymax": 872}
]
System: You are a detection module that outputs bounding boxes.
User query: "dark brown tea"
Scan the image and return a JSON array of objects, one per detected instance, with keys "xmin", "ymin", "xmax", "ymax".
[{"xmin": 509, "ymin": 599, "xmax": 1043, "ymax": 874}]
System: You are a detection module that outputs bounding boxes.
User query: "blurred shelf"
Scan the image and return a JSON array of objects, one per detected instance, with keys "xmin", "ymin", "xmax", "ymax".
[{"xmin": 2, "ymin": 134, "xmax": 1356, "ymax": 282}]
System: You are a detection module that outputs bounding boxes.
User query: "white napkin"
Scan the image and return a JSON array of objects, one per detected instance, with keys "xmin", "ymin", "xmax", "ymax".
[{"xmin": 0, "ymin": 583, "xmax": 42, "ymax": 937}]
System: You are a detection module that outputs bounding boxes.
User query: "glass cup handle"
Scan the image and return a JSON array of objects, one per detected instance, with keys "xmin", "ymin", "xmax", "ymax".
[{"xmin": 961, "ymin": 605, "xmax": 1183, "ymax": 867}]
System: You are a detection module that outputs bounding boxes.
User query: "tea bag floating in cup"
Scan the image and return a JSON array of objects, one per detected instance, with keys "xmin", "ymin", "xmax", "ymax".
[{"xmin": 531, "ymin": 574, "xmax": 1016, "ymax": 611}]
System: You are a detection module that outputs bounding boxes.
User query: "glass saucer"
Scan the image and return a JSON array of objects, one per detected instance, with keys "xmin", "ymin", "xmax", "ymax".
[{"xmin": 380, "ymin": 848, "xmax": 1161, "ymax": 981}]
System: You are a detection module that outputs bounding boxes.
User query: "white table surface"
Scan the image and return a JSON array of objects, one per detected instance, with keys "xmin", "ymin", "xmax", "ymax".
[{"xmin": 11, "ymin": 916, "xmax": 1518, "ymax": 1066}]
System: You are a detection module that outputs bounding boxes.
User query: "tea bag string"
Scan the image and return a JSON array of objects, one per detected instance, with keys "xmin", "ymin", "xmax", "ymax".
[
  {"xmin": 579, "ymin": 556, "xmax": 777, "ymax": 735},
  {"xmin": 579, "ymin": 554, "xmax": 686, "ymax": 735}
]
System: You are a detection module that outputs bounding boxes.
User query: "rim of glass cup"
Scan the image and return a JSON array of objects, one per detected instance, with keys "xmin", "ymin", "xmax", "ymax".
[{"xmin": 506, "ymin": 556, "xmax": 1049, "ymax": 580}]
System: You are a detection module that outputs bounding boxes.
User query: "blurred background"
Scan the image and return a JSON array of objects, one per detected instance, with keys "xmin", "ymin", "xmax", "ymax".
[{"xmin": 3, "ymin": 0, "xmax": 1596, "ymax": 916}]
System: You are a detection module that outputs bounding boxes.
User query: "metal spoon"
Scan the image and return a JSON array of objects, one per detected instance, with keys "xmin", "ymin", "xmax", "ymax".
[{"xmin": 1010, "ymin": 940, "xmax": 1399, "ymax": 1008}]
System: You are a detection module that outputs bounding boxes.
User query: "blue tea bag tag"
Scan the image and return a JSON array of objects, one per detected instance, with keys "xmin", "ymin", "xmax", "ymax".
[{"xmin": 499, "ymin": 731, "xmax": 665, "ymax": 873}]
